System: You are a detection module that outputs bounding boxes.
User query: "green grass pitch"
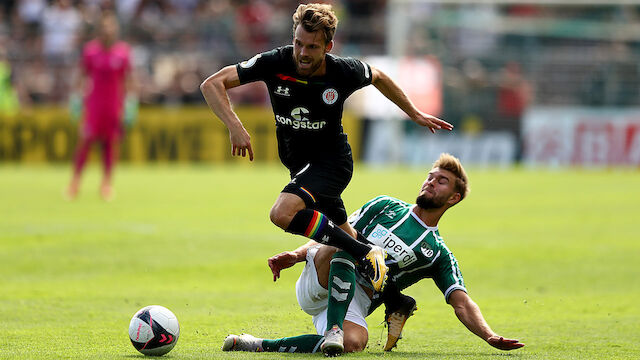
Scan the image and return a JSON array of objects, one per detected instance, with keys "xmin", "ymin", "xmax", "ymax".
[{"xmin": 1, "ymin": 164, "xmax": 639, "ymax": 359}]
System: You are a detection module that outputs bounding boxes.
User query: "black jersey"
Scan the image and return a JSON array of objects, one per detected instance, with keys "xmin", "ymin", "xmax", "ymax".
[{"xmin": 236, "ymin": 45, "xmax": 372, "ymax": 172}]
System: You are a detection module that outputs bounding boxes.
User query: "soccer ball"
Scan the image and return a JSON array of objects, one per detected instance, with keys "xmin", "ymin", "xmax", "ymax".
[{"xmin": 128, "ymin": 305, "xmax": 180, "ymax": 356}]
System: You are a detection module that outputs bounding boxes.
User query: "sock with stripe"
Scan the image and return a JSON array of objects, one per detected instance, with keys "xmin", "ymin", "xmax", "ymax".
[
  {"xmin": 286, "ymin": 209, "xmax": 371, "ymax": 259},
  {"xmin": 261, "ymin": 334, "xmax": 324, "ymax": 353},
  {"xmin": 326, "ymin": 251, "xmax": 357, "ymax": 331}
]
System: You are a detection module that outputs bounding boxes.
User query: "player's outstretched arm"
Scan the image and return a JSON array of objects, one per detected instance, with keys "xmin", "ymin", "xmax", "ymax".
[
  {"xmin": 370, "ymin": 66, "xmax": 453, "ymax": 134},
  {"xmin": 200, "ymin": 66, "xmax": 254, "ymax": 161},
  {"xmin": 448, "ymin": 290, "xmax": 525, "ymax": 351},
  {"xmin": 268, "ymin": 240, "xmax": 318, "ymax": 281}
]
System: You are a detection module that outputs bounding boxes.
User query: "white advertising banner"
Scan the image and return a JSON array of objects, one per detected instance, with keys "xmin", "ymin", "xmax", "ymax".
[
  {"xmin": 403, "ymin": 132, "xmax": 516, "ymax": 167},
  {"xmin": 363, "ymin": 122, "xmax": 517, "ymax": 167},
  {"xmin": 522, "ymin": 107, "xmax": 640, "ymax": 166}
]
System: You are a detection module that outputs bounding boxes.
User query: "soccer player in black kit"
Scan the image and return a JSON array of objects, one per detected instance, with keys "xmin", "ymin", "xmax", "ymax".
[{"xmin": 200, "ymin": 3, "xmax": 452, "ymax": 294}]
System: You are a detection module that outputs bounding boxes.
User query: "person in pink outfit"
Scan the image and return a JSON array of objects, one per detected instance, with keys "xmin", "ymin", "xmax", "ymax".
[{"xmin": 67, "ymin": 11, "xmax": 138, "ymax": 201}]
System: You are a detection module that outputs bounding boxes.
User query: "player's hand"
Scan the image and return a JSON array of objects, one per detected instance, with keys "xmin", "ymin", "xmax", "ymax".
[
  {"xmin": 413, "ymin": 112, "xmax": 453, "ymax": 134},
  {"xmin": 69, "ymin": 94, "xmax": 82, "ymax": 123},
  {"xmin": 268, "ymin": 251, "xmax": 299, "ymax": 282},
  {"xmin": 486, "ymin": 335, "xmax": 525, "ymax": 350},
  {"xmin": 229, "ymin": 126, "xmax": 254, "ymax": 161}
]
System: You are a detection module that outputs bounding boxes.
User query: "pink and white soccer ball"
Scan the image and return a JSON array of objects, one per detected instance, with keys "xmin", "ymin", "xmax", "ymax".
[{"xmin": 128, "ymin": 305, "xmax": 180, "ymax": 356}]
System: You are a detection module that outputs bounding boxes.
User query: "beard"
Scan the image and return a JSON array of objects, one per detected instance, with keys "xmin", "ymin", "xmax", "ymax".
[
  {"xmin": 294, "ymin": 54, "xmax": 323, "ymax": 77},
  {"xmin": 416, "ymin": 193, "xmax": 447, "ymax": 209}
]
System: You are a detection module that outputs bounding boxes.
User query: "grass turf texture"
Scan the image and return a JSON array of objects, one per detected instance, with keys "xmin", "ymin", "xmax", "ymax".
[{"xmin": 0, "ymin": 164, "xmax": 638, "ymax": 359}]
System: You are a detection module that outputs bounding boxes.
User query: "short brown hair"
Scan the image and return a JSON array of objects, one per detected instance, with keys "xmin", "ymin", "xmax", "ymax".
[
  {"xmin": 432, "ymin": 153, "xmax": 470, "ymax": 202},
  {"xmin": 292, "ymin": 3, "xmax": 338, "ymax": 44}
]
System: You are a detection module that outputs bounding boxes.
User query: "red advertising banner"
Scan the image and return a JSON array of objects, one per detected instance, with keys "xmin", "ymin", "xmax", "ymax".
[{"xmin": 523, "ymin": 107, "xmax": 640, "ymax": 166}]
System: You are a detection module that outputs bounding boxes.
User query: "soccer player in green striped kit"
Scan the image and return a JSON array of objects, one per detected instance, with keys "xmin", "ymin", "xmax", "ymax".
[{"xmin": 222, "ymin": 153, "xmax": 525, "ymax": 355}]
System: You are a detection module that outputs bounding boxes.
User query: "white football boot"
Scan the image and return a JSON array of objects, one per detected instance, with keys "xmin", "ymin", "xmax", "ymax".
[
  {"xmin": 320, "ymin": 325, "xmax": 344, "ymax": 357},
  {"xmin": 221, "ymin": 333, "xmax": 264, "ymax": 352}
]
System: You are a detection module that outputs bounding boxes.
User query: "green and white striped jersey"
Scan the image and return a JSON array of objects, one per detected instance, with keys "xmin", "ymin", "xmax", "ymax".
[{"xmin": 349, "ymin": 196, "xmax": 466, "ymax": 303}]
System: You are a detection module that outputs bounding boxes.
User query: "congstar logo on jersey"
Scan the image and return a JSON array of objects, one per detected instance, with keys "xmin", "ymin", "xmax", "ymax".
[{"xmin": 275, "ymin": 107, "xmax": 327, "ymax": 130}]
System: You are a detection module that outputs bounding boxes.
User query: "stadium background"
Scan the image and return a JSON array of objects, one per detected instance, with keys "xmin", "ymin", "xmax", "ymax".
[{"xmin": 2, "ymin": 0, "xmax": 640, "ymax": 167}]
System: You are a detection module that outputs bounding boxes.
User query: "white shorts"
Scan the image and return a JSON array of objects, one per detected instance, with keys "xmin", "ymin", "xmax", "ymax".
[{"xmin": 295, "ymin": 245, "xmax": 371, "ymax": 335}]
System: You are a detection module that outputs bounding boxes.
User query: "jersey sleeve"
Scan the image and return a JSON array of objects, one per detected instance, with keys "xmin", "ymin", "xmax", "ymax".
[
  {"xmin": 235, "ymin": 48, "xmax": 280, "ymax": 84},
  {"xmin": 348, "ymin": 195, "xmax": 393, "ymax": 231},
  {"xmin": 433, "ymin": 250, "xmax": 467, "ymax": 303},
  {"xmin": 339, "ymin": 57, "xmax": 372, "ymax": 92}
]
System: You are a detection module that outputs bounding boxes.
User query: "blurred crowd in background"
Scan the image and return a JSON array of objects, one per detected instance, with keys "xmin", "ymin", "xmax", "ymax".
[
  {"xmin": 1, "ymin": 0, "xmax": 640, "ymax": 133},
  {"xmin": 0, "ymin": 0, "xmax": 387, "ymax": 107}
]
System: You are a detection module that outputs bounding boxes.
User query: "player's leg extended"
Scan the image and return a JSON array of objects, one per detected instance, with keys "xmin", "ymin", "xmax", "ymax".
[
  {"xmin": 223, "ymin": 244, "xmax": 330, "ymax": 353},
  {"xmin": 222, "ymin": 265, "xmax": 368, "ymax": 355},
  {"xmin": 270, "ymin": 192, "xmax": 371, "ymax": 260},
  {"xmin": 222, "ymin": 245, "xmax": 327, "ymax": 354},
  {"xmin": 222, "ymin": 333, "xmax": 324, "ymax": 353},
  {"xmin": 272, "ymin": 161, "xmax": 388, "ymax": 292},
  {"xmin": 262, "ymin": 334, "xmax": 324, "ymax": 353},
  {"xmin": 224, "ymin": 321, "xmax": 368, "ymax": 353}
]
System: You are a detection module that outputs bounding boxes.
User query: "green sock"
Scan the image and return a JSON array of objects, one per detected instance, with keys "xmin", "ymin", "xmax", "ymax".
[
  {"xmin": 261, "ymin": 334, "xmax": 324, "ymax": 353},
  {"xmin": 326, "ymin": 251, "xmax": 357, "ymax": 331}
]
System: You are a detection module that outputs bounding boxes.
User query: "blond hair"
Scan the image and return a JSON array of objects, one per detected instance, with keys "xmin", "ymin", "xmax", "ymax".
[
  {"xmin": 292, "ymin": 3, "xmax": 338, "ymax": 44},
  {"xmin": 432, "ymin": 153, "xmax": 470, "ymax": 201}
]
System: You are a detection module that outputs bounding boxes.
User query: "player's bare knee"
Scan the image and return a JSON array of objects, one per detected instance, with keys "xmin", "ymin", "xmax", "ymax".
[
  {"xmin": 343, "ymin": 335, "xmax": 367, "ymax": 353},
  {"xmin": 269, "ymin": 203, "xmax": 298, "ymax": 229},
  {"xmin": 270, "ymin": 196, "xmax": 306, "ymax": 229},
  {"xmin": 343, "ymin": 322, "xmax": 368, "ymax": 353},
  {"xmin": 269, "ymin": 205, "xmax": 289, "ymax": 229}
]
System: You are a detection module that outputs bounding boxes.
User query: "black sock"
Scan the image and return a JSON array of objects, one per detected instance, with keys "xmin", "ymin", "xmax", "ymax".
[
  {"xmin": 286, "ymin": 209, "xmax": 371, "ymax": 259},
  {"xmin": 356, "ymin": 230, "xmax": 370, "ymax": 244}
]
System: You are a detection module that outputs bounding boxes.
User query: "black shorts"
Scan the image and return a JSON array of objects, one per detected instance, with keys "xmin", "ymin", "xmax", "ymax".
[{"xmin": 282, "ymin": 158, "xmax": 354, "ymax": 225}]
